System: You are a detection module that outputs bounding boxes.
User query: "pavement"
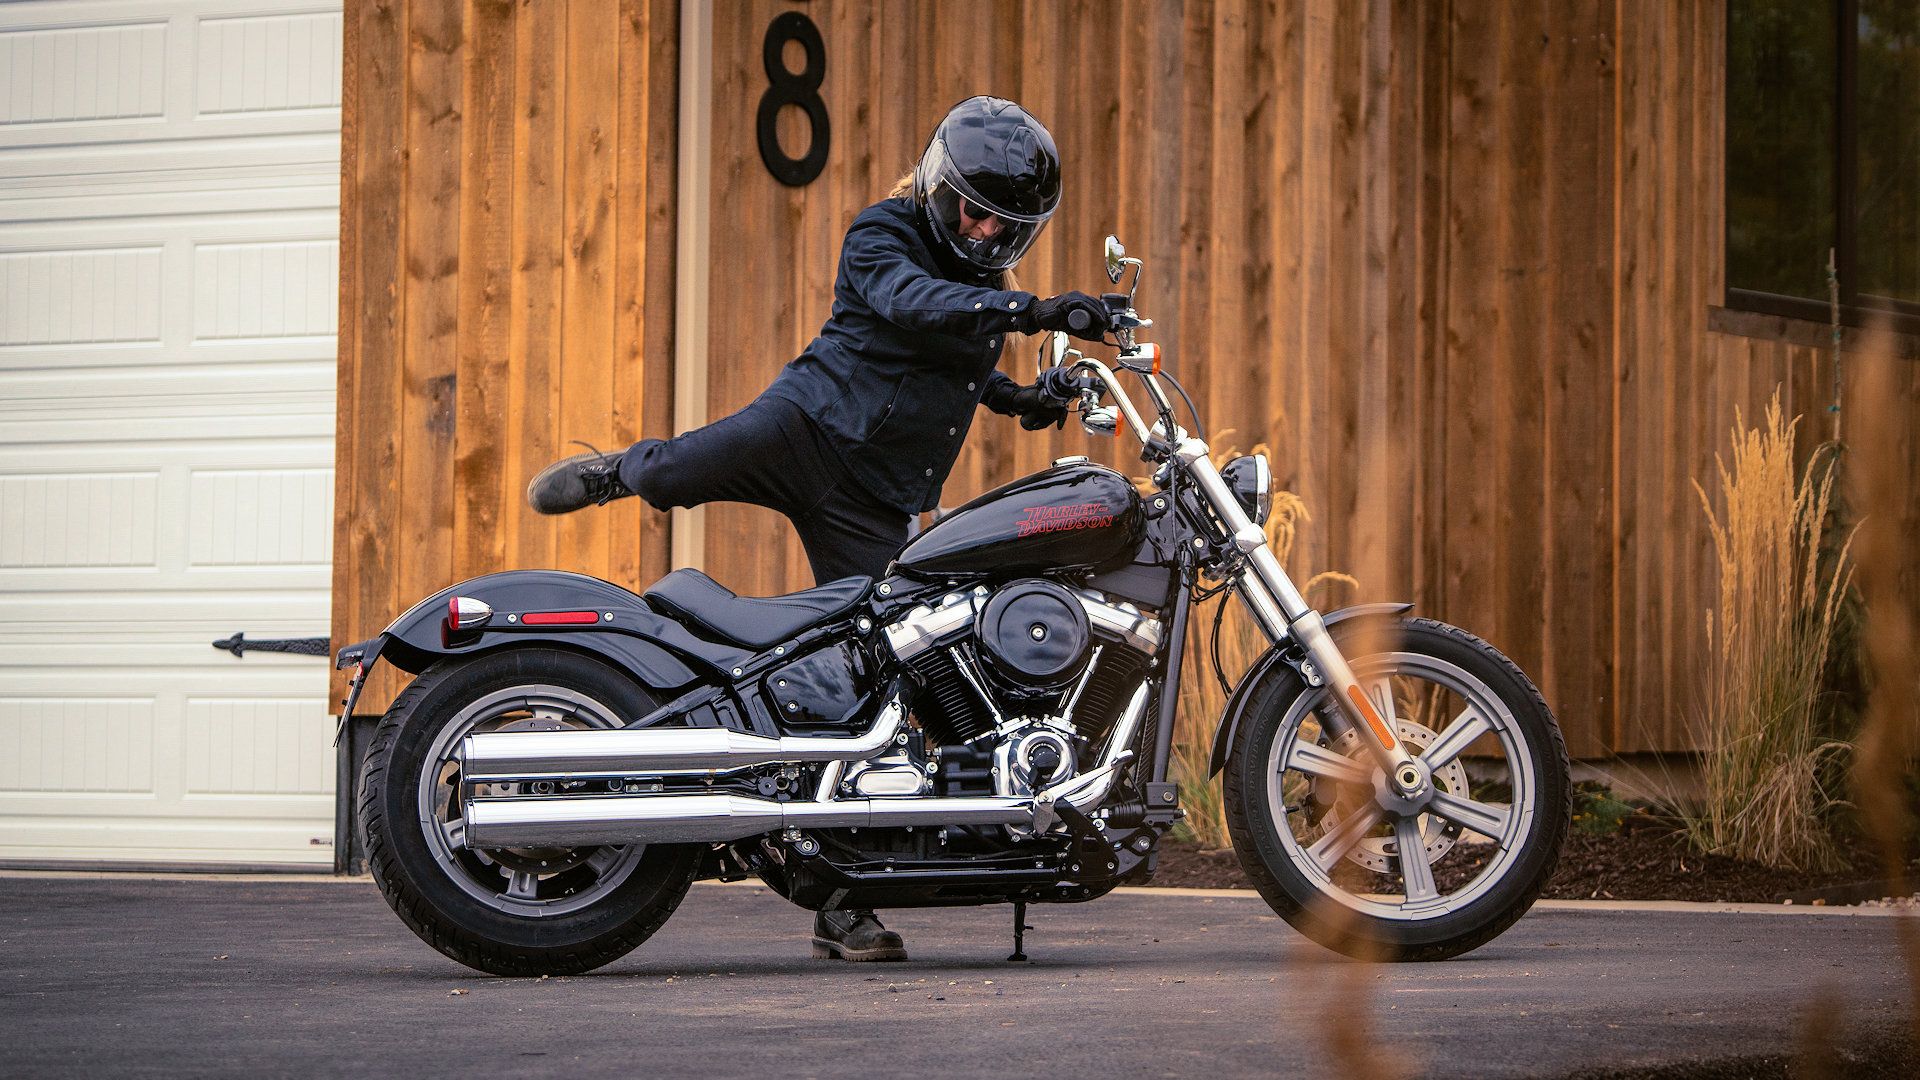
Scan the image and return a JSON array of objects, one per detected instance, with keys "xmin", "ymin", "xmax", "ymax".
[{"xmin": 0, "ymin": 873, "xmax": 1912, "ymax": 1079}]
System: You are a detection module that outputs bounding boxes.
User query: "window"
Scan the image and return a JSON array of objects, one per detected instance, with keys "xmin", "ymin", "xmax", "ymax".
[{"xmin": 1727, "ymin": 0, "xmax": 1920, "ymax": 331}]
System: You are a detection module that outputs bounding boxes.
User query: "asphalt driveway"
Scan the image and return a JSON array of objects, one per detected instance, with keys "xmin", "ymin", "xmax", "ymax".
[{"xmin": 0, "ymin": 873, "xmax": 1911, "ymax": 1079}]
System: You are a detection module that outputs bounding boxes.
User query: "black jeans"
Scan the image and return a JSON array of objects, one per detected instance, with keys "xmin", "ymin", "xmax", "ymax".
[{"xmin": 617, "ymin": 395, "xmax": 911, "ymax": 585}]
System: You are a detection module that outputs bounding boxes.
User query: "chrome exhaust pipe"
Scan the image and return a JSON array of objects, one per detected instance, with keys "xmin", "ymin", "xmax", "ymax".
[
  {"xmin": 460, "ymin": 695, "xmax": 907, "ymax": 781},
  {"xmin": 463, "ymin": 792, "xmax": 1035, "ymax": 848},
  {"xmin": 461, "ymin": 683, "xmax": 1152, "ymax": 850}
]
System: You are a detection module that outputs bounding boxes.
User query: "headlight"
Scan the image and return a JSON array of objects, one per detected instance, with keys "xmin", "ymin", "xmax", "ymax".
[{"xmin": 1220, "ymin": 454, "xmax": 1271, "ymax": 525}]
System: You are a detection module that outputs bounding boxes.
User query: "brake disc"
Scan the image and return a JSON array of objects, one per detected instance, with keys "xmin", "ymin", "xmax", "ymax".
[
  {"xmin": 464, "ymin": 712, "xmax": 599, "ymax": 877},
  {"xmin": 1307, "ymin": 718, "xmax": 1470, "ymax": 873}
]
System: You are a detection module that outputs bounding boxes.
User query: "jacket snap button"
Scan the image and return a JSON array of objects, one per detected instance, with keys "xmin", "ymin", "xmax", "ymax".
[
  {"xmin": 966, "ymin": 382, "xmax": 976, "ymax": 391},
  {"xmin": 924, "ymin": 468, "xmax": 933, "ymax": 477},
  {"xmin": 948, "ymin": 427, "xmax": 957, "ymax": 436},
  {"xmin": 973, "ymin": 302, "xmax": 983, "ymax": 310},
  {"xmin": 1006, "ymin": 301, "xmax": 1017, "ymax": 309}
]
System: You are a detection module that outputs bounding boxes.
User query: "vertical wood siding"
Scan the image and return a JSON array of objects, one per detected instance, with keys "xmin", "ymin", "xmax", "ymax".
[
  {"xmin": 336, "ymin": 0, "xmax": 1917, "ymax": 754},
  {"xmin": 332, "ymin": 0, "xmax": 678, "ymax": 711}
]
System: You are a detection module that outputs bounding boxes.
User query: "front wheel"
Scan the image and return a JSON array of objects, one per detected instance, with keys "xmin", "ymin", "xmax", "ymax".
[
  {"xmin": 1224, "ymin": 617, "xmax": 1570, "ymax": 961},
  {"xmin": 359, "ymin": 647, "xmax": 701, "ymax": 976}
]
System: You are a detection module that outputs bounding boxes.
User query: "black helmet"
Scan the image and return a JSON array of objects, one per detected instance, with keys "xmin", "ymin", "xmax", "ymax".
[{"xmin": 912, "ymin": 96, "xmax": 1061, "ymax": 274}]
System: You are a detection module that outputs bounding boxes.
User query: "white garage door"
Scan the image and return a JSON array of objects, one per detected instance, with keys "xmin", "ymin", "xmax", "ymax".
[{"xmin": 0, "ymin": 0, "xmax": 341, "ymax": 866}]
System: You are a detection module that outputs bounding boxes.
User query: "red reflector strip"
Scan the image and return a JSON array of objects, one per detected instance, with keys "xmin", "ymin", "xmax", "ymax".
[
  {"xmin": 1345, "ymin": 684, "xmax": 1398, "ymax": 751},
  {"xmin": 521, "ymin": 610, "xmax": 600, "ymax": 626}
]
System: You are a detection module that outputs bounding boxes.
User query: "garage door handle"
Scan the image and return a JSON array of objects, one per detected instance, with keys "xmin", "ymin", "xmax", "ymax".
[{"xmin": 212, "ymin": 632, "xmax": 331, "ymax": 658}]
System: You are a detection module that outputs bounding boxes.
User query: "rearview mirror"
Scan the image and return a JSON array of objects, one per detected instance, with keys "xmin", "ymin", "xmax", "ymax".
[{"xmin": 1104, "ymin": 235, "xmax": 1126, "ymax": 284}]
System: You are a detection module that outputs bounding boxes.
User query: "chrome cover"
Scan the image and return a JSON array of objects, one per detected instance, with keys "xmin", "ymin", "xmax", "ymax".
[{"xmin": 882, "ymin": 586, "xmax": 1162, "ymax": 662}]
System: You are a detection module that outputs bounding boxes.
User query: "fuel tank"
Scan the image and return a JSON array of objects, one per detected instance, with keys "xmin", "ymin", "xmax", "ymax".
[{"xmin": 894, "ymin": 461, "xmax": 1144, "ymax": 579}]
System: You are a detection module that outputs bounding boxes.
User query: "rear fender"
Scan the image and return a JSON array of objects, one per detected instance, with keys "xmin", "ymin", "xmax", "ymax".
[
  {"xmin": 1205, "ymin": 603, "xmax": 1413, "ymax": 776},
  {"xmin": 357, "ymin": 570, "xmax": 750, "ymax": 692}
]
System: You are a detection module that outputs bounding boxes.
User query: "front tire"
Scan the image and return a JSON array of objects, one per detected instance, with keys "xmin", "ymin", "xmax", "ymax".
[
  {"xmin": 1223, "ymin": 618, "xmax": 1570, "ymax": 961},
  {"xmin": 359, "ymin": 647, "xmax": 700, "ymax": 976}
]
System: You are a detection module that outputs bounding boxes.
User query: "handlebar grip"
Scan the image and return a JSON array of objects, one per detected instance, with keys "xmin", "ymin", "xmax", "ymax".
[{"xmin": 1066, "ymin": 308, "xmax": 1092, "ymax": 332}]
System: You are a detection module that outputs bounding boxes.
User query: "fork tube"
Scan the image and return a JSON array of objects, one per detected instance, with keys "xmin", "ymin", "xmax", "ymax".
[
  {"xmin": 1179, "ymin": 440, "xmax": 1425, "ymax": 794},
  {"xmin": 1147, "ymin": 554, "xmax": 1195, "ymax": 783}
]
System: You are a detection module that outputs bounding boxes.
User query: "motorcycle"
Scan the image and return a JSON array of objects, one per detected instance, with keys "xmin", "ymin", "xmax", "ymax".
[{"xmin": 337, "ymin": 236, "xmax": 1569, "ymax": 976}]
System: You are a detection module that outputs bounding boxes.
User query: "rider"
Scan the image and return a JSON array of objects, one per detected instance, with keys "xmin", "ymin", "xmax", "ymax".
[{"xmin": 525, "ymin": 96, "xmax": 1111, "ymax": 961}]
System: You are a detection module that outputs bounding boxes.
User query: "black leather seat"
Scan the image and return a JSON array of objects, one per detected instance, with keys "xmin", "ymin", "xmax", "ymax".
[{"xmin": 642, "ymin": 568, "xmax": 872, "ymax": 650}]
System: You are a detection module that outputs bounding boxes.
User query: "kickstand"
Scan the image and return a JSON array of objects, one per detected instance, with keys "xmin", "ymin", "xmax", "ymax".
[{"xmin": 1008, "ymin": 900, "xmax": 1032, "ymax": 962}]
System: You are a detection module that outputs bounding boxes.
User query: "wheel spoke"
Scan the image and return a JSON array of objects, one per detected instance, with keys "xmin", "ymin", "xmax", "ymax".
[
  {"xmin": 584, "ymin": 847, "xmax": 623, "ymax": 876},
  {"xmin": 1307, "ymin": 803, "xmax": 1387, "ymax": 872},
  {"xmin": 504, "ymin": 869, "xmax": 540, "ymax": 900},
  {"xmin": 443, "ymin": 817, "xmax": 466, "ymax": 849},
  {"xmin": 1421, "ymin": 709, "xmax": 1493, "ymax": 769},
  {"xmin": 1285, "ymin": 740, "xmax": 1372, "ymax": 787},
  {"xmin": 1394, "ymin": 815, "xmax": 1439, "ymax": 902},
  {"xmin": 1428, "ymin": 789, "xmax": 1511, "ymax": 842}
]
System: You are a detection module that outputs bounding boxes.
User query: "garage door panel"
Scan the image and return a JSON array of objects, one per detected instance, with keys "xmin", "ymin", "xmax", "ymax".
[
  {"xmin": 0, "ymin": 403, "xmax": 334, "ymax": 445},
  {"xmin": 0, "ymin": 469, "xmax": 160, "ymax": 568},
  {"xmin": 0, "ymin": 20, "xmax": 169, "ymax": 128},
  {"xmin": 0, "ymin": 2, "xmax": 342, "ymax": 151},
  {"xmin": 0, "ymin": 696, "xmax": 156, "ymax": 793},
  {"xmin": 0, "ymin": 216, "xmax": 339, "ymax": 373},
  {"xmin": 183, "ymin": 697, "xmax": 332, "ymax": 795},
  {"xmin": 0, "ymin": 244, "xmax": 163, "ymax": 346},
  {"xmin": 0, "ymin": 0, "xmax": 340, "ymax": 865},
  {"xmin": 0, "ymin": 461, "xmax": 334, "ymax": 587}
]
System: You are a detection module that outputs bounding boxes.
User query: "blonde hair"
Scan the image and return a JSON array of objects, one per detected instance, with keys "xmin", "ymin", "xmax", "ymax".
[{"xmin": 884, "ymin": 167, "xmax": 1022, "ymax": 293}]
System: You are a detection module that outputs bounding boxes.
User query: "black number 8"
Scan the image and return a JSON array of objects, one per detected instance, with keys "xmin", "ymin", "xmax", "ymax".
[{"xmin": 756, "ymin": 12, "xmax": 830, "ymax": 187}]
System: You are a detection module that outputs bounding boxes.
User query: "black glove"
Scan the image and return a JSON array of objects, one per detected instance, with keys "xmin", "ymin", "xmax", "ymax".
[
  {"xmin": 985, "ymin": 380, "xmax": 1069, "ymax": 430},
  {"xmin": 1035, "ymin": 365, "xmax": 1087, "ymax": 403},
  {"xmin": 1021, "ymin": 291, "xmax": 1111, "ymax": 342},
  {"xmin": 1019, "ymin": 401, "xmax": 1068, "ymax": 431}
]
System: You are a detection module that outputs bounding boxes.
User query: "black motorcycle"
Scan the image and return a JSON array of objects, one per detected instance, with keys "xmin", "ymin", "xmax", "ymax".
[{"xmin": 337, "ymin": 237, "xmax": 1569, "ymax": 976}]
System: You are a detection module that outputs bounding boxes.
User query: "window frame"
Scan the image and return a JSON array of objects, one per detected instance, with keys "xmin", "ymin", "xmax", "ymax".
[{"xmin": 1725, "ymin": 0, "xmax": 1920, "ymax": 335}]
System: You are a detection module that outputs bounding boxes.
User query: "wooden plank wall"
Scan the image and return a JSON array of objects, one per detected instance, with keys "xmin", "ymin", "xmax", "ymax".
[
  {"xmin": 1613, "ymin": 0, "xmax": 1920, "ymax": 751},
  {"xmin": 695, "ymin": 0, "xmax": 1629, "ymax": 754},
  {"xmin": 336, "ymin": 0, "xmax": 1917, "ymax": 753},
  {"xmin": 331, "ymin": 0, "xmax": 679, "ymax": 711}
]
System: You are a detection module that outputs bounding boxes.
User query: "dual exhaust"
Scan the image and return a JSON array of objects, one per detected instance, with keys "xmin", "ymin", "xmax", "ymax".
[{"xmin": 459, "ymin": 685, "xmax": 1148, "ymax": 850}]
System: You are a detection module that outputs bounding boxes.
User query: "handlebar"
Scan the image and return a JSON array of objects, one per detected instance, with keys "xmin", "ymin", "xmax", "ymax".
[{"xmin": 1068, "ymin": 357, "xmax": 1163, "ymax": 455}]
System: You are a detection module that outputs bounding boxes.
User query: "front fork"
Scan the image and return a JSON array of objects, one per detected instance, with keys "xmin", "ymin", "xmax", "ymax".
[{"xmin": 1175, "ymin": 441, "xmax": 1428, "ymax": 798}]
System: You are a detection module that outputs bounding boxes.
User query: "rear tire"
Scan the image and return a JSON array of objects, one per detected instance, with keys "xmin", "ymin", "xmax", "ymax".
[
  {"xmin": 1223, "ymin": 617, "xmax": 1570, "ymax": 961},
  {"xmin": 359, "ymin": 647, "xmax": 700, "ymax": 976}
]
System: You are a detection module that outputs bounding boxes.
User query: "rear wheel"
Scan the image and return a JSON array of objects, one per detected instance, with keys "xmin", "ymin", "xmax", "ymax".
[
  {"xmin": 1224, "ymin": 618, "xmax": 1570, "ymax": 961},
  {"xmin": 359, "ymin": 647, "xmax": 700, "ymax": 976}
]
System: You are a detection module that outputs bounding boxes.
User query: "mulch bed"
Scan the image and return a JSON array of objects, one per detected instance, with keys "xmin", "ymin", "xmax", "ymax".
[{"xmin": 1151, "ymin": 826, "xmax": 1913, "ymax": 904}]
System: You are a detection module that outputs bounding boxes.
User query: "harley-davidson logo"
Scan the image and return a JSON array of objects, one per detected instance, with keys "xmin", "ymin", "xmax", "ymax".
[{"xmin": 1017, "ymin": 502, "xmax": 1115, "ymax": 538}]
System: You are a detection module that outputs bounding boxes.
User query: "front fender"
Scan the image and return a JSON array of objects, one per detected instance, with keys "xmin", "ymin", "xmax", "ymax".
[
  {"xmin": 1206, "ymin": 602, "xmax": 1414, "ymax": 776},
  {"xmin": 372, "ymin": 570, "xmax": 747, "ymax": 690}
]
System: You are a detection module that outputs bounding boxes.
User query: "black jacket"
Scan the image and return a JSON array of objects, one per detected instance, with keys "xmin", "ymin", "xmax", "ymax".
[{"xmin": 763, "ymin": 198, "xmax": 1036, "ymax": 514}]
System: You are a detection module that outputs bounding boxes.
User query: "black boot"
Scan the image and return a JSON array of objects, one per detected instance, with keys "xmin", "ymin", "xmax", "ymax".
[
  {"xmin": 525, "ymin": 447, "xmax": 635, "ymax": 515},
  {"xmin": 811, "ymin": 909, "xmax": 907, "ymax": 962}
]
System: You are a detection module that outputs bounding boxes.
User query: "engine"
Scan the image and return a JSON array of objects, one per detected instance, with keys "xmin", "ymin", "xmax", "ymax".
[{"xmin": 881, "ymin": 579, "xmax": 1164, "ymax": 801}]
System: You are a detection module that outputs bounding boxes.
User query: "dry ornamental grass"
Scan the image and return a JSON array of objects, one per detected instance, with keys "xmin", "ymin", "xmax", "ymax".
[{"xmin": 1692, "ymin": 390, "xmax": 1857, "ymax": 872}]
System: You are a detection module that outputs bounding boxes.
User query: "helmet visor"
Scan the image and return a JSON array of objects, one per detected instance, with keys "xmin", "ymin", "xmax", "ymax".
[{"xmin": 925, "ymin": 177, "xmax": 1049, "ymax": 272}]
